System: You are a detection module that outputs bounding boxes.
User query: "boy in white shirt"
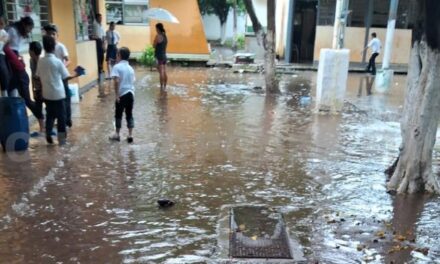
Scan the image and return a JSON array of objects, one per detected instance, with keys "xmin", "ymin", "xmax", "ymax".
[
  {"xmin": 109, "ymin": 47, "xmax": 135, "ymax": 143},
  {"xmin": 44, "ymin": 24, "xmax": 73, "ymax": 128},
  {"xmin": 363, "ymin": 32, "xmax": 381, "ymax": 75},
  {"xmin": 36, "ymin": 36, "xmax": 78, "ymax": 145}
]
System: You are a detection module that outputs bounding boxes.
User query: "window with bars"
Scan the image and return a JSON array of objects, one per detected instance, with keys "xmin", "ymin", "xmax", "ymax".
[
  {"xmin": 318, "ymin": 0, "xmax": 411, "ymax": 29},
  {"xmin": 73, "ymin": 0, "xmax": 95, "ymax": 41},
  {"xmin": 105, "ymin": 0, "xmax": 149, "ymax": 25},
  {"xmin": 4, "ymin": 0, "xmax": 50, "ymax": 46}
]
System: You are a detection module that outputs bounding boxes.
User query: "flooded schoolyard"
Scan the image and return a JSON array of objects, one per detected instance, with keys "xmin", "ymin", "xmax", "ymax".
[{"xmin": 0, "ymin": 67, "xmax": 439, "ymax": 263}]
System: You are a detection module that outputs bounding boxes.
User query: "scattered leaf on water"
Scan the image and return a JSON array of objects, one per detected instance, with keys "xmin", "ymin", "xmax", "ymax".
[
  {"xmin": 388, "ymin": 244, "xmax": 405, "ymax": 254},
  {"xmin": 356, "ymin": 244, "xmax": 365, "ymax": 251},
  {"xmin": 251, "ymin": 236, "xmax": 257, "ymax": 240},
  {"xmin": 376, "ymin": 231, "xmax": 386, "ymax": 239},
  {"xmin": 395, "ymin": 235, "xmax": 406, "ymax": 241}
]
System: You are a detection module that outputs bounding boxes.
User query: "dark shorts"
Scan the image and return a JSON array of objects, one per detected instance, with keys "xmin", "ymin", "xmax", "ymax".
[
  {"xmin": 106, "ymin": 44, "xmax": 117, "ymax": 62},
  {"xmin": 156, "ymin": 59, "xmax": 167, "ymax": 65}
]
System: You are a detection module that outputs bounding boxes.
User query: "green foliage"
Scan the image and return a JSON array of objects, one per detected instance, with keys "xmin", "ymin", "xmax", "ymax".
[
  {"xmin": 236, "ymin": 34, "xmax": 245, "ymax": 49},
  {"xmin": 198, "ymin": 0, "xmax": 245, "ymax": 24},
  {"xmin": 223, "ymin": 34, "xmax": 245, "ymax": 50},
  {"xmin": 138, "ymin": 45, "xmax": 155, "ymax": 68}
]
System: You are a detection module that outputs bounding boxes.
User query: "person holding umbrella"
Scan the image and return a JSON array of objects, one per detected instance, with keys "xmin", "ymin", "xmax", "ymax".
[{"xmin": 153, "ymin": 23, "xmax": 168, "ymax": 92}]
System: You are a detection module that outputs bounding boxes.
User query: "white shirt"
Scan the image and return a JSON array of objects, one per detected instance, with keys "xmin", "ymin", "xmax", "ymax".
[
  {"xmin": 111, "ymin": 60, "xmax": 135, "ymax": 97},
  {"xmin": 368, "ymin": 38, "xmax": 381, "ymax": 54},
  {"xmin": 54, "ymin": 42, "xmax": 69, "ymax": 62},
  {"xmin": 7, "ymin": 26, "xmax": 24, "ymax": 52},
  {"xmin": 0, "ymin": 29, "xmax": 8, "ymax": 55},
  {"xmin": 36, "ymin": 53, "xmax": 70, "ymax": 100},
  {"xmin": 93, "ymin": 20, "xmax": 105, "ymax": 39},
  {"xmin": 106, "ymin": 30, "xmax": 120, "ymax": 45}
]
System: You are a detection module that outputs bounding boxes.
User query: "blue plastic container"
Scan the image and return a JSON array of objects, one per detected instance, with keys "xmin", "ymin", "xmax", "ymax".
[{"xmin": 0, "ymin": 97, "xmax": 30, "ymax": 151}]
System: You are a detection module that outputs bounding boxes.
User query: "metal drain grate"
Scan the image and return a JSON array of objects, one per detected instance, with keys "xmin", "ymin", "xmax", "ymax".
[{"xmin": 229, "ymin": 206, "xmax": 292, "ymax": 259}]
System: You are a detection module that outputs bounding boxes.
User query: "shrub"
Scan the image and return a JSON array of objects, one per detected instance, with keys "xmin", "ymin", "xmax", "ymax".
[
  {"xmin": 138, "ymin": 45, "xmax": 155, "ymax": 69},
  {"xmin": 224, "ymin": 35, "xmax": 245, "ymax": 50},
  {"xmin": 236, "ymin": 34, "xmax": 245, "ymax": 50}
]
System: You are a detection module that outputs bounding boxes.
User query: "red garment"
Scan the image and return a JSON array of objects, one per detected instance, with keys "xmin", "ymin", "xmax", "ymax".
[{"xmin": 3, "ymin": 44, "xmax": 25, "ymax": 71}]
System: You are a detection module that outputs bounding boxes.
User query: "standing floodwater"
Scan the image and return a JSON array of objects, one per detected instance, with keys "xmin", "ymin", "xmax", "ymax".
[{"xmin": 0, "ymin": 68, "xmax": 439, "ymax": 263}]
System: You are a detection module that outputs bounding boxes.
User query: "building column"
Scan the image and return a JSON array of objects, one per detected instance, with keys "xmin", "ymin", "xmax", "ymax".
[
  {"xmin": 362, "ymin": 0, "xmax": 374, "ymax": 64},
  {"xmin": 375, "ymin": 0, "xmax": 399, "ymax": 93},
  {"xmin": 284, "ymin": 0, "xmax": 295, "ymax": 63}
]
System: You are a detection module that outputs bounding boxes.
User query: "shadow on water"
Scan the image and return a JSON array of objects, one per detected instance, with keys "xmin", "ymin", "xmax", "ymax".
[{"xmin": 0, "ymin": 68, "xmax": 439, "ymax": 263}]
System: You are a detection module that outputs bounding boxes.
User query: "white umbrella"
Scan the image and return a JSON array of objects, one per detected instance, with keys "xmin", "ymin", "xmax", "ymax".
[{"xmin": 144, "ymin": 8, "xmax": 179, "ymax": 24}]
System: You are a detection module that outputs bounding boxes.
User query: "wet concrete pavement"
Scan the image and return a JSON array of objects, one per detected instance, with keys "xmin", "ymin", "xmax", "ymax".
[{"xmin": 0, "ymin": 67, "xmax": 439, "ymax": 263}]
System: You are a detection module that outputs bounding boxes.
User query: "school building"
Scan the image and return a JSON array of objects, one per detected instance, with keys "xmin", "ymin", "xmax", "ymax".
[
  {"xmin": 249, "ymin": 0, "xmax": 413, "ymax": 65},
  {"xmin": 0, "ymin": 0, "xmax": 210, "ymax": 90}
]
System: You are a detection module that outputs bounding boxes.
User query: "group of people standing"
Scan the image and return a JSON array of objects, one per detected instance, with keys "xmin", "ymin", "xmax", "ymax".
[
  {"xmin": 0, "ymin": 13, "xmax": 168, "ymax": 146},
  {"xmin": 0, "ymin": 16, "xmax": 81, "ymax": 144},
  {"xmin": 90, "ymin": 13, "xmax": 122, "ymax": 79},
  {"xmin": 91, "ymin": 15, "xmax": 169, "ymax": 143}
]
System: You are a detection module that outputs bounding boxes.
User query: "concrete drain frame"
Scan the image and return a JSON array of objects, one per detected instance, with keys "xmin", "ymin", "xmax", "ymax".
[{"xmin": 229, "ymin": 206, "xmax": 293, "ymax": 259}]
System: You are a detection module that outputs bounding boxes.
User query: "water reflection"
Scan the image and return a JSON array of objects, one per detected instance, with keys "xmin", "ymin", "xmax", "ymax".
[{"xmin": 357, "ymin": 75, "xmax": 374, "ymax": 97}]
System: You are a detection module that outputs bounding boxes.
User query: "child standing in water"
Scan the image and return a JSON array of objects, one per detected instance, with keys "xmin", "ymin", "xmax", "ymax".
[
  {"xmin": 36, "ymin": 36, "xmax": 79, "ymax": 145},
  {"xmin": 109, "ymin": 47, "xmax": 135, "ymax": 143},
  {"xmin": 44, "ymin": 24, "xmax": 73, "ymax": 128}
]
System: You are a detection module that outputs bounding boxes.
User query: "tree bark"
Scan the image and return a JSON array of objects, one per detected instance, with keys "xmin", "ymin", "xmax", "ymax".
[
  {"xmin": 232, "ymin": 0, "xmax": 238, "ymax": 50},
  {"xmin": 244, "ymin": 0, "xmax": 265, "ymax": 48},
  {"xmin": 387, "ymin": 0, "xmax": 440, "ymax": 194},
  {"xmin": 265, "ymin": 0, "xmax": 279, "ymax": 93},
  {"xmin": 220, "ymin": 22, "xmax": 227, "ymax": 45},
  {"xmin": 244, "ymin": 0, "xmax": 279, "ymax": 94}
]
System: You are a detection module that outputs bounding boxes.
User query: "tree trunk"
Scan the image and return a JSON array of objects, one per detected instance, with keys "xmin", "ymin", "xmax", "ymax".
[
  {"xmin": 220, "ymin": 22, "xmax": 227, "ymax": 45},
  {"xmin": 244, "ymin": 0, "xmax": 265, "ymax": 48},
  {"xmin": 387, "ymin": 0, "xmax": 440, "ymax": 194},
  {"xmin": 387, "ymin": 41, "xmax": 440, "ymax": 193},
  {"xmin": 244, "ymin": 0, "xmax": 279, "ymax": 94},
  {"xmin": 265, "ymin": 0, "xmax": 279, "ymax": 93},
  {"xmin": 232, "ymin": 0, "xmax": 238, "ymax": 50}
]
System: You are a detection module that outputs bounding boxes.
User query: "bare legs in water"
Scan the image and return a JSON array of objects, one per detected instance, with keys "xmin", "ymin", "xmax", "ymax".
[{"xmin": 157, "ymin": 63, "xmax": 167, "ymax": 91}]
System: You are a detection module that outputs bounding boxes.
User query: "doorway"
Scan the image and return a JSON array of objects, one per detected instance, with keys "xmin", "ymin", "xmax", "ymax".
[{"xmin": 290, "ymin": 0, "xmax": 317, "ymax": 63}]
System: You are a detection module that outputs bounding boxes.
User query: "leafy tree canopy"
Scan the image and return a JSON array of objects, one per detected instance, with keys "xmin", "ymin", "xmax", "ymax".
[{"xmin": 198, "ymin": 0, "xmax": 246, "ymax": 24}]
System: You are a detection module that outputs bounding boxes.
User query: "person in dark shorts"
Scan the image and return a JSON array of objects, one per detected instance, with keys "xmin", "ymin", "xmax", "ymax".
[
  {"xmin": 153, "ymin": 23, "xmax": 168, "ymax": 91},
  {"xmin": 105, "ymin": 22, "xmax": 120, "ymax": 77}
]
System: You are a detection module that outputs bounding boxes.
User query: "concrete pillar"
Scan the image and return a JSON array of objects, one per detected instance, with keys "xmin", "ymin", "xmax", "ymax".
[
  {"xmin": 362, "ymin": 0, "xmax": 374, "ymax": 63},
  {"xmin": 285, "ymin": 0, "xmax": 295, "ymax": 63},
  {"xmin": 317, "ymin": 0, "xmax": 350, "ymax": 113},
  {"xmin": 316, "ymin": 49, "xmax": 350, "ymax": 112},
  {"xmin": 375, "ymin": 0, "xmax": 399, "ymax": 93},
  {"xmin": 332, "ymin": 0, "xmax": 344, "ymax": 49}
]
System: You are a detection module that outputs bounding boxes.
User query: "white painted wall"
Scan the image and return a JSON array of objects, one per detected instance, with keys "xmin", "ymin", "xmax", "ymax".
[{"xmin": 202, "ymin": 9, "xmax": 247, "ymax": 41}]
